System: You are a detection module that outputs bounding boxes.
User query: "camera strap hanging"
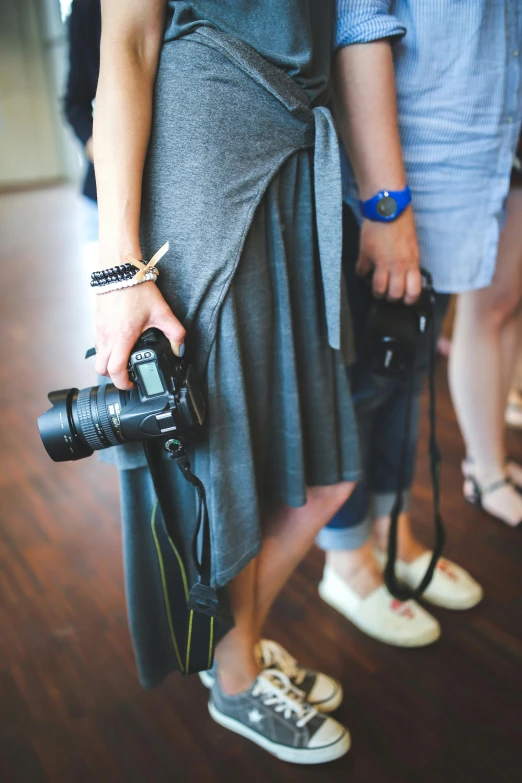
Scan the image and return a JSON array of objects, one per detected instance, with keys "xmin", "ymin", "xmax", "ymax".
[
  {"xmin": 383, "ymin": 305, "xmax": 446, "ymax": 601},
  {"xmin": 143, "ymin": 439, "xmax": 219, "ymax": 675},
  {"xmin": 164, "ymin": 439, "xmax": 219, "ymax": 617},
  {"xmin": 145, "ymin": 438, "xmax": 218, "ymax": 616}
]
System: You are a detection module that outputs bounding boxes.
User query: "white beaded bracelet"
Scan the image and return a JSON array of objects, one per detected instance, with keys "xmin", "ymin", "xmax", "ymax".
[
  {"xmin": 94, "ymin": 268, "xmax": 159, "ymax": 295},
  {"xmin": 91, "ymin": 241, "xmax": 169, "ymax": 295}
]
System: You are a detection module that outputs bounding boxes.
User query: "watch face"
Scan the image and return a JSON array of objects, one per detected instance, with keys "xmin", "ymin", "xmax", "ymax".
[{"xmin": 377, "ymin": 196, "xmax": 398, "ymax": 218}]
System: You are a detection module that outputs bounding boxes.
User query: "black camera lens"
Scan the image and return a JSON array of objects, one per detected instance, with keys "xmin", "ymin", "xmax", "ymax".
[{"xmin": 38, "ymin": 383, "xmax": 125, "ymax": 462}]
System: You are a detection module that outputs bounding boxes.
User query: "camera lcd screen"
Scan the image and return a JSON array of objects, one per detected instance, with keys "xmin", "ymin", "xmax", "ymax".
[{"xmin": 137, "ymin": 361, "xmax": 164, "ymax": 397}]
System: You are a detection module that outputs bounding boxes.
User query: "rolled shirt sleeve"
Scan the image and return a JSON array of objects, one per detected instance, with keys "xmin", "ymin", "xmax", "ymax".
[{"xmin": 335, "ymin": 0, "xmax": 406, "ymax": 49}]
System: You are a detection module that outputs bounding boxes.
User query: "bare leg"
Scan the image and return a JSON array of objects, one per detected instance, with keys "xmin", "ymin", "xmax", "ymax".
[
  {"xmin": 496, "ymin": 190, "xmax": 522, "ymax": 403},
  {"xmin": 506, "ymin": 347, "xmax": 522, "ymax": 429},
  {"xmin": 448, "ymin": 188, "xmax": 522, "ymax": 524},
  {"xmin": 214, "ymin": 559, "xmax": 261, "ymax": 695},
  {"xmin": 326, "ymin": 540, "xmax": 383, "ymax": 597},
  {"xmin": 254, "ymin": 482, "xmax": 355, "ymax": 633},
  {"xmin": 326, "ymin": 510, "xmax": 438, "ymax": 596},
  {"xmin": 215, "ymin": 481, "xmax": 354, "ymax": 692},
  {"xmin": 373, "ymin": 511, "xmax": 425, "ymax": 562}
]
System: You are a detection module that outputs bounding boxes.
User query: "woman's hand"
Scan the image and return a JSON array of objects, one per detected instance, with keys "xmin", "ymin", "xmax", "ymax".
[{"xmin": 95, "ymin": 282, "xmax": 186, "ymax": 390}]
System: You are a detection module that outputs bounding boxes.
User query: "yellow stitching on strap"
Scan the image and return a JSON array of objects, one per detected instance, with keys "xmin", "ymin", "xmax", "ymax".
[
  {"xmin": 166, "ymin": 537, "xmax": 190, "ymax": 603},
  {"xmin": 147, "ymin": 485, "xmax": 189, "ymax": 602},
  {"xmin": 208, "ymin": 616, "xmax": 215, "ymax": 671},
  {"xmin": 150, "ymin": 499, "xmax": 184, "ymax": 673},
  {"xmin": 185, "ymin": 610, "xmax": 194, "ymax": 672}
]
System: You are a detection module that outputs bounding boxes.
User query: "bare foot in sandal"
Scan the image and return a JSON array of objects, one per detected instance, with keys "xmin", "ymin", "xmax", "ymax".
[{"xmin": 463, "ymin": 473, "xmax": 522, "ymax": 527}]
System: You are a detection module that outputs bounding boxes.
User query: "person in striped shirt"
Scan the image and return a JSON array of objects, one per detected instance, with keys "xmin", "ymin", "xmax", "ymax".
[{"xmin": 317, "ymin": 1, "xmax": 522, "ymax": 646}]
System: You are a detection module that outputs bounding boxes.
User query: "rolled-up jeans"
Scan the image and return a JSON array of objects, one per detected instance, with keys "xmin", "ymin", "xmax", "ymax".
[{"xmin": 316, "ymin": 205, "xmax": 449, "ymax": 552}]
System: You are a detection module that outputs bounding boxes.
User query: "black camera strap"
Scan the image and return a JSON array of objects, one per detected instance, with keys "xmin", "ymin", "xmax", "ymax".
[
  {"xmin": 144, "ymin": 439, "xmax": 218, "ymax": 618},
  {"xmin": 167, "ymin": 442, "xmax": 219, "ymax": 618},
  {"xmin": 383, "ymin": 304, "xmax": 446, "ymax": 601},
  {"xmin": 143, "ymin": 439, "xmax": 219, "ymax": 675}
]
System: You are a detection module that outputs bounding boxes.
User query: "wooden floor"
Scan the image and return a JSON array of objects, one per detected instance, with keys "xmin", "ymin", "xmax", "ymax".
[{"xmin": 1, "ymin": 186, "xmax": 522, "ymax": 783}]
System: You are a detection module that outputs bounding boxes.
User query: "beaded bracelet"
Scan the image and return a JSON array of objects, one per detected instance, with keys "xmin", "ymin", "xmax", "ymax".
[
  {"xmin": 93, "ymin": 268, "xmax": 159, "ymax": 295},
  {"xmin": 91, "ymin": 262, "xmax": 138, "ymax": 287},
  {"xmin": 90, "ymin": 241, "xmax": 169, "ymax": 295}
]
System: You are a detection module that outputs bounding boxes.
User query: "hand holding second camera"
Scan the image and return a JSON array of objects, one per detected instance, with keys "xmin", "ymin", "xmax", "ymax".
[{"xmin": 357, "ymin": 207, "xmax": 421, "ymax": 305}]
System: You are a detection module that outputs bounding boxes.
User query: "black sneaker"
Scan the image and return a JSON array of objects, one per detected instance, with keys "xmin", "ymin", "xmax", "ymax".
[
  {"xmin": 200, "ymin": 639, "xmax": 343, "ymax": 712},
  {"xmin": 208, "ymin": 669, "xmax": 350, "ymax": 764}
]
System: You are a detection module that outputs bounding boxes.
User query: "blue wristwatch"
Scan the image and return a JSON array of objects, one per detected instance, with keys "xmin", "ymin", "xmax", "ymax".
[{"xmin": 359, "ymin": 186, "xmax": 412, "ymax": 222}]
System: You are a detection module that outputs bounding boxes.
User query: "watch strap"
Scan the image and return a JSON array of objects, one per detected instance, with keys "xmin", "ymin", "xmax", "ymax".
[{"xmin": 359, "ymin": 186, "xmax": 412, "ymax": 222}]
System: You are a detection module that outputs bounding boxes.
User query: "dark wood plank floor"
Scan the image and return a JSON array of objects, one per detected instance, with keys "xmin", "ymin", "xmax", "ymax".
[{"xmin": 1, "ymin": 186, "xmax": 521, "ymax": 783}]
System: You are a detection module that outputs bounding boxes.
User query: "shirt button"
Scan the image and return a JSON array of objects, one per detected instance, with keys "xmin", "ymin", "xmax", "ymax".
[
  {"xmin": 514, "ymin": 50, "xmax": 519, "ymax": 57},
  {"xmin": 507, "ymin": 116, "xmax": 514, "ymax": 123}
]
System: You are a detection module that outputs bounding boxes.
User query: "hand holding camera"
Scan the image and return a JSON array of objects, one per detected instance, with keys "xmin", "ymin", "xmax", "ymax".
[
  {"xmin": 357, "ymin": 207, "xmax": 421, "ymax": 304},
  {"xmin": 38, "ymin": 328, "xmax": 205, "ymax": 463},
  {"xmin": 95, "ymin": 280, "xmax": 186, "ymax": 390}
]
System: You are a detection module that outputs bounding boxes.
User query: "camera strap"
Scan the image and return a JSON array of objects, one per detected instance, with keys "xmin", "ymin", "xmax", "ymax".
[
  {"xmin": 143, "ymin": 440, "xmax": 218, "ymax": 675},
  {"xmin": 144, "ymin": 440, "xmax": 218, "ymax": 618},
  {"xmin": 383, "ymin": 306, "xmax": 446, "ymax": 601},
  {"xmin": 168, "ymin": 444, "xmax": 219, "ymax": 618}
]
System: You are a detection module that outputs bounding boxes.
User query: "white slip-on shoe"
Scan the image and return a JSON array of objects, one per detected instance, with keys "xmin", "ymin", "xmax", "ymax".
[
  {"xmin": 200, "ymin": 639, "xmax": 343, "ymax": 713},
  {"xmin": 318, "ymin": 565, "xmax": 440, "ymax": 648},
  {"xmin": 373, "ymin": 549, "xmax": 483, "ymax": 610}
]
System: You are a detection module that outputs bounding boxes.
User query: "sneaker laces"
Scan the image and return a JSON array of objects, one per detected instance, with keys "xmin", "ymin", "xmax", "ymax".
[
  {"xmin": 257, "ymin": 640, "xmax": 306, "ymax": 686},
  {"xmin": 252, "ymin": 670, "xmax": 317, "ymax": 728}
]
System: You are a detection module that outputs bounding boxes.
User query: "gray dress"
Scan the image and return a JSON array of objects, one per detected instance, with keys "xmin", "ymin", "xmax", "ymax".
[{"xmin": 107, "ymin": 1, "xmax": 360, "ymax": 687}]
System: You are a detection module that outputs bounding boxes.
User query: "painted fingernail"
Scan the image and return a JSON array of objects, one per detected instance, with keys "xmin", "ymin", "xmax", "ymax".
[{"xmin": 179, "ymin": 343, "xmax": 185, "ymax": 358}]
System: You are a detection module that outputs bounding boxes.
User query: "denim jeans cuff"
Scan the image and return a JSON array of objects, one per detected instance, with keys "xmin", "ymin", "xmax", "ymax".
[
  {"xmin": 370, "ymin": 490, "xmax": 410, "ymax": 520},
  {"xmin": 316, "ymin": 518, "xmax": 372, "ymax": 552}
]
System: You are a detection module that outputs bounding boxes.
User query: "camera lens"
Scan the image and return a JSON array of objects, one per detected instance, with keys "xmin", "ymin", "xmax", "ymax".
[{"xmin": 38, "ymin": 383, "xmax": 125, "ymax": 462}]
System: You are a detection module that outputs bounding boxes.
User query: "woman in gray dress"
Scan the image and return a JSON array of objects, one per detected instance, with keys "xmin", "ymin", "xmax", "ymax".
[{"xmin": 93, "ymin": 0, "xmax": 360, "ymax": 763}]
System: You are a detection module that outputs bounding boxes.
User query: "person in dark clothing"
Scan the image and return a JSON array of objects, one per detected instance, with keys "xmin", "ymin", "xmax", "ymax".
[{"xmin": 63, "ymin": 0, "xmax": 101, "ymax": 203}]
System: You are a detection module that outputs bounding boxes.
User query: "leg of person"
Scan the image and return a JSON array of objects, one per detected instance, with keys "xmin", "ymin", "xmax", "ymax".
[
  {"xmin": 370, "ymin": 384, "xmax": 425, "ymax": 564},
  {"xmin": 368, "ymin": 293, "xmax": 483, "ymax": 610},
  {"xmin": 315, "ymin": 362, "xmax": 446, "ymax": 644},
  {"xmin": 369, "ymin": 351, "xmax": 483, "ymax": 610},
  {"xmin": 318, "ymin": 370, "xmax": 395, "ymax": 599},
  {"xmin": 318, "ymin": 204, "xmax": 393, "ymax": 600},
  {"xmin": 505, "ymin": 344, "xmax": 522, "ymax": 430},
  {"xmin": 449, "ymin": 187, "xmax": 522, "ymax": 526},
  {"xmin": 214, "ymin": 558, "xmax": 261, "ymax": 695},
  {"xmin": 497, "ymin": 192, "xmax": 522, "ymax": 404},
  {"xmin": 213, "ymin": 482, "xmax": 354, "ymax": 693},
  {"xmin": 209, "ymin": 482, "xmax": 353, "ymax": 763},
  {"xmin": 316, "ymin": 388, "xmax": 442, "ymax": 645},
  {"xmin": 253, "ymin": 482, "xmax": 355, "ymax": 632},
  {"xmin": 315, "ymin": 206, "xmax": 442, "ymax": 644}
]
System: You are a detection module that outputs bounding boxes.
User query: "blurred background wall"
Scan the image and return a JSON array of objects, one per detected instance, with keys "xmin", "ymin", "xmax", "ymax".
[{"xmin": 0, "ymin": 0, "xmax": 80, "ymax": 189}]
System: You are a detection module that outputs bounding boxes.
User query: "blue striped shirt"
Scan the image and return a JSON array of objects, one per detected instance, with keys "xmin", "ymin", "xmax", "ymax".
[{"xmin": 336, "ymin": 1, "xmax": 522, "ymax": 293}]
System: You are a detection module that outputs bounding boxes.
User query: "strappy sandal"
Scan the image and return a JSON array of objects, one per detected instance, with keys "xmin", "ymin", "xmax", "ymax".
[
  {"xmin": 462, "ymin": 458, "xmax": 522, "ymax": 493},
  {"xmin": 463, "ymin": 474, "xmax": 522, "ymax": 528}
]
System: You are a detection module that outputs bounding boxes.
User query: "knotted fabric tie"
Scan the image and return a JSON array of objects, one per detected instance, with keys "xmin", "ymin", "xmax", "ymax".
[{"xmin": 313, "ymin": 106, "xmax": 343, "ymax": 352}]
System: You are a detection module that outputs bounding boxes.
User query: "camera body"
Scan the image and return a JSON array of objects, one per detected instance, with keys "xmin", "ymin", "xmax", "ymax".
[
  {"xmin": 363, "ymin": 269, "xmax": 435, "ymax": 375},
  {"xmin": 38, "ymin": 328, "xmax": 206, "ymax": 462}
]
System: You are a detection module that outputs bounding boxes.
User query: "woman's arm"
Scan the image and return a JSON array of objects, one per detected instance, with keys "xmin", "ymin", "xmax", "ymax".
[
  {"xmin": 333, "ymin": 41, "xmax": 421, "ymax": 304},
  {"xmin": 93, "ymin": 0, "xmax": 185, "ymax": 389}
]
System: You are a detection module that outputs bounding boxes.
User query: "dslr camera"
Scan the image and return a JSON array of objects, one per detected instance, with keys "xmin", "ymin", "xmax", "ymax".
[
  {"xmin": 363, "ymin": 268, "xmax": 435, "ymax": 375},
  {"xmin": 38, "ymin": 328, "xmax": 206, "ymax": 462}
]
